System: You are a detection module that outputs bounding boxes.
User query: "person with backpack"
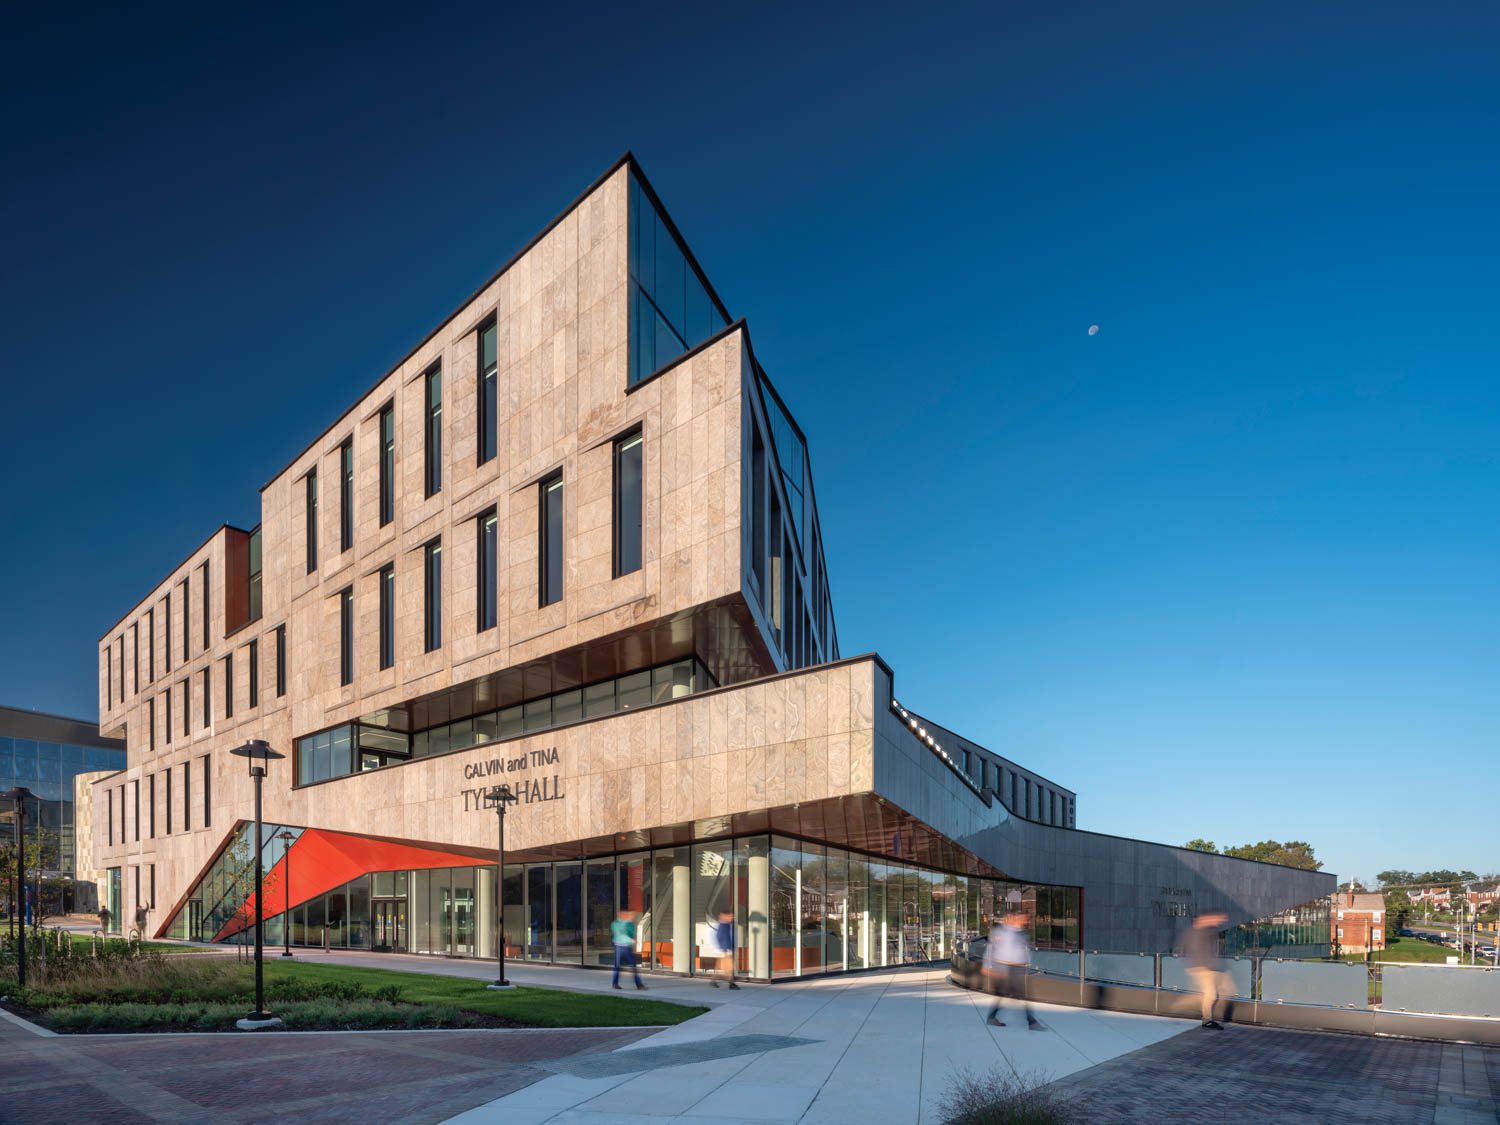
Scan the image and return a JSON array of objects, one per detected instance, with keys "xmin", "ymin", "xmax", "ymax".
[{"xmin": 610, "ymin": 909, "xmax": 647, "ymax": 990}]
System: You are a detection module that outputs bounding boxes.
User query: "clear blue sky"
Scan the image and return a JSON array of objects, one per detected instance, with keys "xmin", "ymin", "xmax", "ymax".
[{"xmin": 3, "ymin": 3, "xmax": 1496, "ymax": 882}]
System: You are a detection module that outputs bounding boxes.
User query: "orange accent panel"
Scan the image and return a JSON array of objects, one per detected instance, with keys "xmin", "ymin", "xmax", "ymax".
[{"xmin": 213, "ymin": 828, "xmax": 488, "ymax": 942}]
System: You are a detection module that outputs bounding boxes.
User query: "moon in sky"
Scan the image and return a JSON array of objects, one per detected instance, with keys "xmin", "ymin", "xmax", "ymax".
[{"xmin": 1087, "ymin": 324, "xmax": 1100, "ymax": 336}]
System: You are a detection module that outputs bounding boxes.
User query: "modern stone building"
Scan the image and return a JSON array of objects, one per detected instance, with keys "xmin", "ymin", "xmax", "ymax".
[{"xmin": 90, "ymin": 154, "xmax": 1331, "ymax": 974}]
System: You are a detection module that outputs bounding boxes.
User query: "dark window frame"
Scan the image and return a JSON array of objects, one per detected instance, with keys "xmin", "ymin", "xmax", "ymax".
[
  {"xmin": 539, "ymin": 473, "xmax": 564, "ymax": 607},
  {"xmin": 202, "ymin": 756, "xmax": 211, "ymax": 828},
  {"xmin": 248, "ymin": 638, "xmax": 259, "ymax": 707},
  {"xmin": 612, "ymin": 429, "xmax": 644, "ymax": 579},
  {"xmin": 164, "ymin": 684, "xmax": 173, "ymax": 744},
  {"xmin": 305, "ymin": 468, "xmax": 319, "ymax": 573},
  {"xmin": 478, "ymin": 316, "xmax": 498, "ymax": 465},
  {"xmin": 423, "ymin": 540, "xmax": 442, "ymax": 652},
  {"xmin": 224, "ymin": 652, "xmax": 234, "ymax": 720},
  {"xmin": 275, "ymin": 625, "xmax": 287, "ymax": 697},
  {"xmin": 339, "ymin": 587, "xmax": 354, "ymax": 686},
  {"xmin": 180, "ymin": 677, "xmax": 190, "ymax": 738},
  {"xmin": 201, "ymin": 667, "xmax": 211, "ymax": 728},
  {"xmin": 379, "ymin": 564, "xmax": 395, "ymax": 670},
  {"xmin": 339, "ymin": 437, "xmax": 354, "ymax": 552},
  {"xmin": 180, "ymin": 576, "xmax": 190, "ymax": 661},
  {"xmin": 424, "ymin": 363, "xmax": 443, "ymax": 498},
  {"xmin": 477, "ymin": 510, "xmax": 498, "ymax": 632},
  {"xmin": 200, "ymin": 560, "xmax": 210, "ymax": 649},
  {"xmin": 378, "ymin": 401, "xmax": 395, "ymax": 526}
]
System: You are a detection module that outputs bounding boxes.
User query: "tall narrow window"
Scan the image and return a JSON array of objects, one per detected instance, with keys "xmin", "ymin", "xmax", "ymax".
[
  {"xmin": 275, "ymin": 624, "xmax": 287, "ymax": 697},
  {"xmin": 165, "ymin": 769, "xmax": 173, "ymax": 834},
  {"xmin": 164, "ymin": 592, "xmax": 172, "ymax": 672},
  {"xmin": 248, "ymin": 638, "xmax": 259, "ymax": 707},
  {"xmin": 201, "ymin": 667, "xmax": 211, "ymax": 728},
  {"xmin": 121, "ymin": 634, "xmax": 128, "ymax": 697},
  {"xmin": 107, "ymin": 785, "xmax": 113, "ymax": 844},
  {"xmin": 132, "ymin": 780, "xmax": 139, "ymax": 841},
  {"xmin": 379, "ymin": 403, "xmax": 395, "ymax": 526},
  {"xmin": 423, "ymin": 541, "xmax": 442, "ymax": 651},
  {"xmin": 248, "ymin": 529, "xmax": 262, "ymax": 621},
  {"xmin": 148, "ymin": 608, "xmax": 155, "ymax": 682},
  {"xmin": 180, "ymin": 577, "xmax": 190, "ymax": 661},
  {"xmin": 149, "ymin": 695, "xmax": 156, "ymax": 751},
  {"xmin": 340, "ymin": 438, "xmax": 354, "ymax": 552},
  {"xmin": 132, "ymin": 624, "xmax": 139, "ymax": 692},
  {"xmin": 305, "ymin": 469, "xmax": 319, "ymax": 573},
  {"xmin": 339, "ymin": 588, "xmax": 354, "ymax": 686},
  {"xmin": 180, "ymin": 677, "xmax": 190, "ymax": 738},
  {"xmin": 107, "ymin": 646, "xmax": 113, "ymax": 708},
  {"xmin": 478, "ymin": 318, "xmax": 498, "ymax": 464},
  {"xmin": 200, "ymin": 560, "xmax": 210, "ymax": 648},
  {"xmin": 148, "ymin": 774, "xmax": 156, "ymax": 838},
  {"xmin": 424, "ymin": 364, "xmax": 442, "ymax": 497},
  {"xmin": 751, "ymin": 428, "xmax": 766, "ymax": 594},
  {"xmin": 379, "ymin": 564, "xmax": 395, "ymax": 669},
  {"xmin": 164, "ymin": 685, "xmax": 173, "ymax": 744},
  {"xmin": 224, "ymin": 653, "xmax": 234, "ymax": 719},
  {"xmin": 477, "ymin": 511, "xmax": 498, "ymax": 631},
  {"xmin": 613, "ymin": 431, "xmax": 643, "ymax": 578},
  {"xmin": 202, "ymin": 756, "xmax": 211, "ymax": 828},
  {"xmin": 539, "ymin": 474, "xmax": 563, "ymax": 607},
  {"xmin": 182, "ymin": 762, "xmax": 191, "ymax": 832}
]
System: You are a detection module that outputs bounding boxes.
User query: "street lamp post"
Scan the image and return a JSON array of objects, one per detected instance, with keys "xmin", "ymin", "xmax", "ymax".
[
  {"xmin": 484, "ymin": 784, "xmax": 518, "ymax": 990},
  {"xmin": 5, "ymin": 787, "xmax": 34, "ymax": 990},
  {"xmin": 229, "ymin": 740, "xmax": 285, "ymax": 1029},
  {"xmin": 278, "ymin": 830, "xmax": 296, "ymax": 959}
]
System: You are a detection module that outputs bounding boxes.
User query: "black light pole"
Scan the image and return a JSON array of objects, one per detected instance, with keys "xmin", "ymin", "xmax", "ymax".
[
  {"xmin": 230, "ymin": 740, "xmax": 285, "ymax": 1028},
  {"xmin": 5, "ymin": 787, "xmax": 34, "ymax": 990},
  {"xmin": 485, "ymin": 784, "xmax": 518, "ymax": 990},
  {"xmin": 278, "ymin": 830, "xmax": 295, "ymax": 958}
]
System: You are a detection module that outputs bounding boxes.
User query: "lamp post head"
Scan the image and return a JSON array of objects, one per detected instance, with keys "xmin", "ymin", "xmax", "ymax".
[
  {"xmin": 485, "ymin": 784, "xmax": 519, "ymax": 813},
  {"xmin": 230, "ymin": 739, "xmax": 285, "ymax": 777}
]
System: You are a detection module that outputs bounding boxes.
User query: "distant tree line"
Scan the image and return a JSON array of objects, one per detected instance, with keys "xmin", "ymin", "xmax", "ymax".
[{"xmin": 1182, "ymin": 839, "xmax": 1321, "ymax": 871}]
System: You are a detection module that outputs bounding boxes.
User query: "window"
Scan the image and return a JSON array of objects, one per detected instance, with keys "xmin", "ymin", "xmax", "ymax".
[
  {"xmin": 107, "ymin": 785, "xmax": 113, "ymax": 844},
  {"xmin": 751, "ymin": 426, "xmax": 766, "ymax": 594},
  {"xmin": 340, "ymin": 438, "xmax": 354, "ymax": 552},
  {"xmin": 248, "ymin": 638, "xmax": 259, "ymax": 707},
  {"xmin": 477, "ymin": 511, "xmax": 497, "ymax": 631},
  {"xmin": 478, "ymin": 318, "xmax": 498, "ymax": 464},
  {"xmin": 182, "ymin": 761, "xmax": 191, "ymax": 832},
  {"xmin": 120, "ymin": 634, "xmax": 128, "ymax": 698},
  {"xmin": 613, "ymin": 431, "xmax": 643, "ymax": 578},
  {"xmin": 149, "ymin": 695, "xmax": 156, "ymax": 751},
  {"xmin": 224, "ymin": 653, "xmax": 234, "ymax": 719},
  {"xmin": 165, "ymin": 684, "xmax": 173, "ymax": 743},
  {"xmin": 202, "ymin": 756, "xmax": 211, "ymax": 828},
  {"xmin": 423, "ymin": 542, "xmax": 442, "ymax": 651},
  {"xmin": 339, "ymin": 588, "xmax": 354, "ymax": 686},
  {"xmin": 148, "ymin": 608, "xmax": 155, "ymax": 681},
  {"xmin": 133, "ymin": 780, "xmax": 139, "ymax": 841},
  {"xmin": 148, "ymin": 774, "xmax": 156, "ymax": 838},
  {"xmin": 106, "ymin": 646, "xmax": 112, "ymax": 708},
  {"xmin": 424, "ymin": 364, "xmax": 442, "ymax": 497},
  {"xmin": 165, "ymin": 768, "xmax": 173, "ymax": 834},
  {"xmin": 275, "ymin": 624, "xmax": 287, "ymax": 697},
  {"xmin": 379, "ymin": 403, "xmax": 395, "ymax": 526},
  {"xmin": 627, "ymin": 174, "xmax": 728, "ymax": 384},
  {"xmin": 379, "ymin": 565, "xmax": 395, "ymax": 669},
  {"xmin": 248, "ymin": 529, "xmax": 262, "ymax": 621},
  {"xmin": 132, "ymin": 624, "xmax": 139, "ymax": 692},
  {"xmin": 164, "ymin": 592, "xmax": 172, "ymax": 672},
  {"xmin": 201, "ymin": 668, "xmax": 210, "ymax": 729},
  {"xmin": 180, "ymin": 577, "xmax": 190, "ymax": 661},
  {"xmin": 539, "ymin": 474, "xmax": 563, "ymax": 606},
  {"xmin": 200, "ymin": 560, "xmax": 210, "ymax": 648},
  {"xmin": 180, "ymin": 678, "xmax": 190, "ymax": 738},
  {"xmin": 305, "ymin": 469, "xmax": 319, "ymax": 573}
]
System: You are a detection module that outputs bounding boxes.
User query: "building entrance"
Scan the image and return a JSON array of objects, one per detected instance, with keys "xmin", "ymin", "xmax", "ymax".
[{"xmin": 373, "ymin": 898, "xmax": 406, "ymax": 952}]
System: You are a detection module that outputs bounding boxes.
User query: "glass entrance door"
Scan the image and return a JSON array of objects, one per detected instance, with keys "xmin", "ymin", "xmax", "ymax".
[{"xmin": 373, "ymin": 899, "xmax": 407, "ymax": 952}]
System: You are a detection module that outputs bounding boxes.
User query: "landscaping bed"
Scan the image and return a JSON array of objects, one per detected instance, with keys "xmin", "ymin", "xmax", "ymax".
[{"xmin": 1, "ymin": 937, "xmax": 705, "ymax": 1033}]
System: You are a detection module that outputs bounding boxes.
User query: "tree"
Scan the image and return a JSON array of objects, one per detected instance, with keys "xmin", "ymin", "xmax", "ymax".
[
  {"xmin": 1377, "ymin": 870, "xmax": 1416, "ymax": 888},
  {"xmin": 1220, "ymin": 840, "xmax": 1322, "ymax": 871},
  {"xmin": 1184, "ymin": 839, "xmax": 1219, "ymax": 853}
]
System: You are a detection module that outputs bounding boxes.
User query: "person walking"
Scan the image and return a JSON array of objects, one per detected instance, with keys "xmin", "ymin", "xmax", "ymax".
[
  {"xmin": 710, "ymin": 909, "xmax": 739, "ymax": 989},
  {"xmin": 610, "ymin": 908, "xmax": 647, "ymax": 990},
  {"xmin": 1183, "ymin": 910, "xmax": 1233, "ymax": 1029},
  {"xmin": 984, "ymin": 911, "xmax": 1040, "ymax": 1029}
]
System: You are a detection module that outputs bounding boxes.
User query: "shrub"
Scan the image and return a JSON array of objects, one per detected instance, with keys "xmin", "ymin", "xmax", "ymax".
[{"xmin": 937, "ymin": 1067, "xmax": 1075, "ymax": 1125}]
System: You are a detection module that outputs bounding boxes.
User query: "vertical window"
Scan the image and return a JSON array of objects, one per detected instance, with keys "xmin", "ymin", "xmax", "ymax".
[
  {"xmin": 275, "ymin": 624, "xmax": 287, "ymax": 697},
  {"xmin": 132, "ymin": 624, "xmax": 139, "ymax": 692},
  {"xmin": 164, "ymin": 592, "xmax": 172, "ymax": 672},
  {"xmin": 248, "ymin": 638, "xmax": 259, "ymax": 707},
  {"xmin": 424, "ymin": 541, "xmax": 442, "ymax": 652},
  {"xmin": 248, "ymin": 529, "xmax": 262, "ymax": 621},
  {"xmin": 306, "ymin": 468, "xmax": 319, "ymax": 573},
  {"xmin": 107, "ymin": 646, "xmax": 113, "ymax": 708},
  {"xmin": 379, "ymin": 564, "xmax": 395, "ymax": 669},
  {"xmin": 478, "ymin": 318, "xmax": 498, "ymax": 464},
  {"xmin": 339, "ymin": 588, "xmax": 354, "ymax": 686},
  {"xmin": 148, "ymin": 608, "xmax": 155, "ymax": 681},
  {"xmin": 477, "ymin": 511, "xmax": 497, "ymax": 631},
  {"xmin": 133, "ymin": 780, "xmax": 139, "ymax": 841},
  {"xmin": 340, "ymin": 438, "xmax": 354, "ymax": 552},
  {"xmin": 180, "ymin": 577, "xmax": 190, "ymax": 661},
  {"xmin": 149, "ymin": 695, "xmax": 156, "ymax": 751},
  {"xmin": 202, "ymin": 756, "xmax": 211, "ymax": 828},
  {"xmin": 613, "ymin": 431, "xmax": 643, "ymax": 578},
  {"xmin": 148, "ymin": 774, "xmax": 156, "ymax": 838},
  {"xmin": 201, "ymin": 668, "xmax": 210, "ymax": 729},
  {"xmin": 182, "ymin": 762, "xmax": 191, "ymax": 832},
  {"xmin": 539, "ymin": 474, "xmax": 563, "ymax": 607},
  {"xmin": 180, "ymin": 678, "xmax": 190, "ymax": 738},
  {"xmin": 165, "ymin": 684, "xmax": 173, "ymax": 743},
  {"xmin": 149, "ymin": 864, "xmax": 156, "ymax": 910},
  {"xmin": 201, "ymin": 560, "xmax": 210, "ymax": 649},
  {"xmin": 107, "ymin": 786, "xmax": 113, "ymax": 844},
  {"xmin": 224, "ymin": 653, "xmax": 234, "ymax": 719},
  {"xmin": 165, "ymin": 768, "xmax": 173, "ymax": 834},
  {"xmin": 424, "ymin": 364, "xmax": 442, "ymax": 497},
  {"xmin": 121, "ymin": 634, "xmax": 128, "ymax": 697},
  {"xmin": 379, "ymin": 403, "xmax": 395, "ymax": 526}
]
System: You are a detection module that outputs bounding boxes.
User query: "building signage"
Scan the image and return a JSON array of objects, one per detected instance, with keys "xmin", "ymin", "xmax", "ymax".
[{"xmin": 460, "ymin": 746, "xmax": 566, "ymax": 812}]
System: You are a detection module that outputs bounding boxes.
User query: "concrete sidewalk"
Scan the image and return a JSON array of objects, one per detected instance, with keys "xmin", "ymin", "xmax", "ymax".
[{"xmin": 443, "ymin": 965, "xmax": 1193, "ymax": 1124}]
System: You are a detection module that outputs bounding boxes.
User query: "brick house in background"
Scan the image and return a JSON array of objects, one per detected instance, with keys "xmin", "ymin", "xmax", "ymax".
[{"xmin": 1332, "ymin": 891, "xmax": 1386, "ymax": 954}]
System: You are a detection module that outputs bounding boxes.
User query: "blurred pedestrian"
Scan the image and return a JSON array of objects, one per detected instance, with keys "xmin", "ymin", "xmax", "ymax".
[
  {"xmin": 1183, "ymin": 910, "xmax": 1232, "ymax": 1029},
  {"xmin": 710, "ymin": 909, "xmax": 739, "ymax": 989},
  {"xmin": 611, "ymin": 908, "xmax": 646, "ymax": 990},
  {"xmin": 984, "ymin": 911, "xmax": 1040, "ymax": 1029}
]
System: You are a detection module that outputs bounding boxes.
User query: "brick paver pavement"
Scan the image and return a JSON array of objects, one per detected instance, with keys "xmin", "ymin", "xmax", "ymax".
[
  {"xmin": 1052, "ymin": 1023, "xmax": 1499, "ymax": 1123},
  {"xmin": 0, "ymin": 1013, "xmax": 649, "ymax": 1124}
]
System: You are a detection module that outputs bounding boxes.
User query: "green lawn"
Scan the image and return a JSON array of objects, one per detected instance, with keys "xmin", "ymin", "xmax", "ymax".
[
  {"xmin": 261, "ymin": 960, "xmax": 705, "ymax": 1028},
  {"xmin": 1340, "ymin": 938, "xmax": 1460, "ymax": 965},
  {"xmin": 63, "ymin": 933, "xmax": 189, "ymax": 954}
]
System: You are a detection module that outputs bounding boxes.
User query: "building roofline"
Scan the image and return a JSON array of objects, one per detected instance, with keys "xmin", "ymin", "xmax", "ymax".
[
  {"xmin": 0, "ymin": 703, "xmax": 115, "ymax": 730},
  {"xmin": 97, "ymin": 523, "xmax": 257, "ymax": 643}
]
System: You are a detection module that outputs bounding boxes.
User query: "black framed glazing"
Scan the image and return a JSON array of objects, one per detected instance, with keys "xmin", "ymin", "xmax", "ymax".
[
  {"xmin": 612, "ymin": 430, "xmax": 643, "ymax": 578},
  {"xmin": 340, "ymin": 438, "xmax": 354, "ymax": 552},
  {"xmin": 424, "ymin": 363, "xmax": 443, "ymax": 498},
  {"xmin": 379, "ymin": 565, "xmax": 395, "ymax": 670},
  {"xmin": 379, "ymin": 403, "xmax": 395, "ymax": 526},
  {"xmin": 423, "ymin": 540, "xmax": 442, "ymax": 652},
  {"xmin": 305, "ymin": 469, "xmax": 319, "ymax": 573},
  {"xmin": 539, "ymin": 474, "xmax": 563, "ymax": 607},
  {"xmin": 340, "ymin": 587, "xmax": 354, "ymax": 686},
  {"xmin": 478, "ymin": 317, "xmax": 498, "ymax": 465},
  {"xmin": 477, "ymin": 510, "xmax": 498, "ymax": 632}
]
